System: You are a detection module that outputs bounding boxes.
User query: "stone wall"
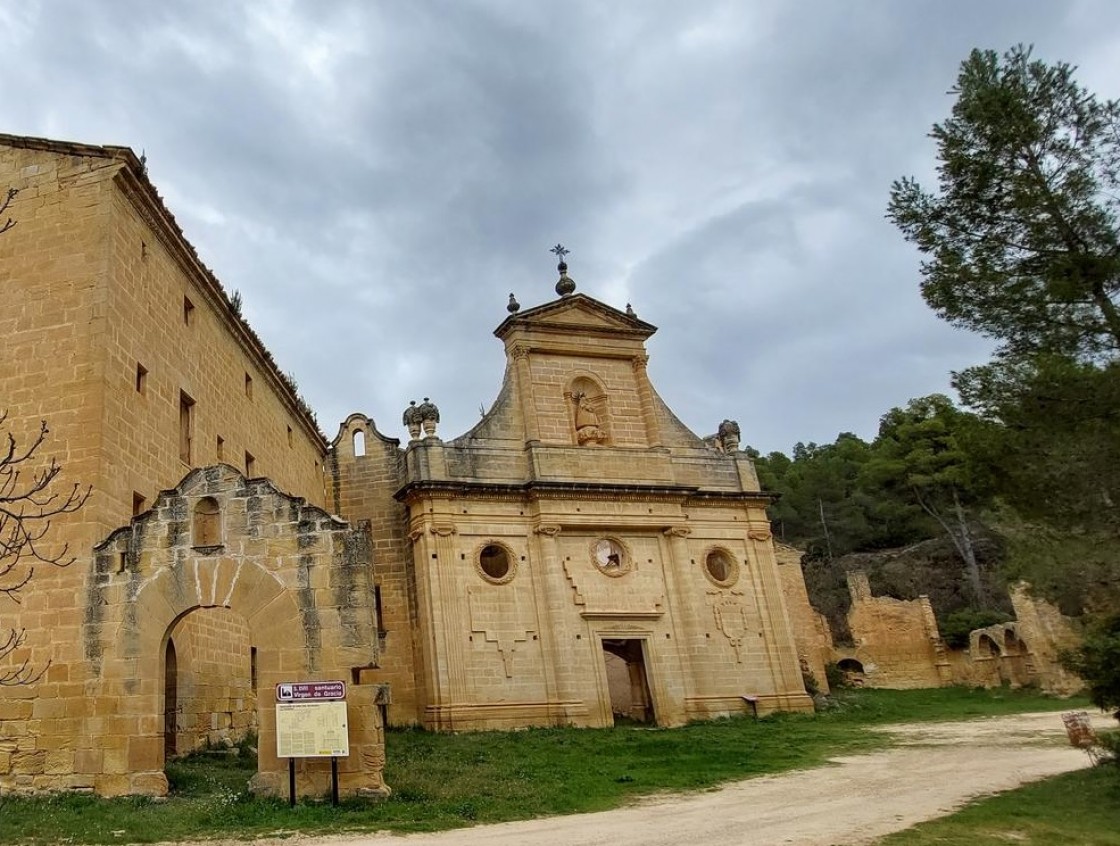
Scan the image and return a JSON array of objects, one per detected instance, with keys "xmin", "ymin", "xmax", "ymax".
[
  {"xmin": 0, "ymin": 136, "xmax": 329, "ymax": 794},
  {"xmin": 1009, "ymin": 583, "xmax": 1083, "ymax": 695},
  {"xmin": 79, "ymin": 466, "xmax": 385, "ymax": 798},
  {"xmin": 328, "ymin": 414, "xmax": 420, "ymax": 726},
  {"xmin": 827, "ymin": 572, "xmax": 1083, "ymax": 696},
  {"xmin": 837, "ymin": 572, "xmax": 949, "ymax": 689},
  {"xmin": 774, "ymin": 544, "xmax": 832, "ymax": 694},
  {"xmin": 166, "ymin": 608, "xmax": 256, "ymax": 754}
]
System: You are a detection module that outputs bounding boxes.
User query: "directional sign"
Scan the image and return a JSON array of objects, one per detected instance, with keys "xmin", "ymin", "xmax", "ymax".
[{"xmin": 275, "ymin": 680, "xmax": 346, "ymax": 702}]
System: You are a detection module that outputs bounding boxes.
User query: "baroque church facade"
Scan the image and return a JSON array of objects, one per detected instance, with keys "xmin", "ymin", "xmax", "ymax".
[{"xmin": 0, "ymin": 134, "xmax": 814, "ymax": 798}]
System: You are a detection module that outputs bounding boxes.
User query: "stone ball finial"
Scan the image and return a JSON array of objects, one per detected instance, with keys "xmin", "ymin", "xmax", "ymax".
[
  {"xmin": 555, "ymin": 267, "xmax": 576, "ymax": 297},
  {"xmin": 551, "ymin": 243, "xmax": 576, "ymax": 297},
  {"xmin": 507, "ymin": 292, "xmax": 520, "ymax": 313}
]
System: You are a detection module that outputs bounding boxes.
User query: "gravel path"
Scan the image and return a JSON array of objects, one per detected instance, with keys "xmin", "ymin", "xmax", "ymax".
[{"xmin": 198, "ymin": 709, "xmax": 1112, "ymax": 846}]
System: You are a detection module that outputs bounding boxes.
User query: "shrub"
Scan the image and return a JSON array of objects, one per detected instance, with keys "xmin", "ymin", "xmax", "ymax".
[
  {"xmin": 825, "ymin": 662, "xmax": 847, "ymax": 690},
  {"xmin": 940, "ymin": 608, "xmax": 1012, "ymax": 649},
  {"xmin": 1061, "ymin": 613, "xmax": 1120, "ymax": 722}
]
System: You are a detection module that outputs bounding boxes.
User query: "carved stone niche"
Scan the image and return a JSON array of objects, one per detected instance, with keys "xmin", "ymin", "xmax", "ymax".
[{"xmin": 565, "ymin": 376, "xmax": 610, "ymax": 447}]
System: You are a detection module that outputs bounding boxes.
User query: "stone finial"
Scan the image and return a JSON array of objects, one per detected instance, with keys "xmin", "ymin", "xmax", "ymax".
[
  {"xmin": 625, "ymin": 303, "xmax": 636, "ymax": 318},
  {"xmin": 417, "ymin": 397, "xmax": 440, "ymax": 437},
  {"xmin": 551, "ymin": 243, "xmax": 576, "ymax": 297},
  {"xmin": 402, "ymin": 400, "xmax": 422, "ymax": 441},
  {"xmin": 507, "ymin": 292, "xmax": 520, "ymax": 313},
  {"xmin": 717, "ymin": 419, "xmax": 741, "ymax": 452}
]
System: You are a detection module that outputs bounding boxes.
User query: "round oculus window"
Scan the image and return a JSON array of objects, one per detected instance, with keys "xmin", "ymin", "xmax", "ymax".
[
  {"xmin": 592, "ymin": 538, "xmax": 628, "ymax": 576},
  {"xmin": 477, "ymin": 544, "xmax": 514, "ymax": 583},
  {"xmin": 704, "ymin": 549, "xmax": 738, "ymax": 586}
]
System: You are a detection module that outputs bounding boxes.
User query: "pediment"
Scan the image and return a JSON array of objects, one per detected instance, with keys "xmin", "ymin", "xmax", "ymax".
[{"xmin": 495, "ymin": 294, "xmax": 656, "ymax": 340}]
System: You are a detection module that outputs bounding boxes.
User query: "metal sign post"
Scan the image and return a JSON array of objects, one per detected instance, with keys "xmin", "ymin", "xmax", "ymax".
[{"xmin": 275, "ymin": 680, "xmax": 349, "ymax": 806}]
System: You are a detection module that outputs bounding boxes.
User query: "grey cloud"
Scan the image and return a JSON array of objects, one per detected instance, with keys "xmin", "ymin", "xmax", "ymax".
[{"xmin": 3, "ymin": 0, "xmax": 1118, "ymax": 453}]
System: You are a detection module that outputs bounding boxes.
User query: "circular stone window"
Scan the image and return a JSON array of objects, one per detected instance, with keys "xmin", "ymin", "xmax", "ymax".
[
  {"xmin": 477, "ymin": 543, "xmax": 515, "ymax": 584},
  {"xmin": 591, "ymin": 537, "xmax": 629, "ymax": 576},
  {"xmin": 703, "ymin": 548, "xmax": 739, "ymax": 587}
]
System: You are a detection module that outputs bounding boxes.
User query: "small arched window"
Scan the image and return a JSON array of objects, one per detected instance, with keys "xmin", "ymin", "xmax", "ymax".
[
  {"xmin": 353, "ymin": 430, "xmax": 366, "ymax": 457},
  {"xmin": 193, "ymin": 497, "xmax": 222, "ymax": 547}
]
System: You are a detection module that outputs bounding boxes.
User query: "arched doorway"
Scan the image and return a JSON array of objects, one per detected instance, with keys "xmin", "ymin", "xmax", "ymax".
[
  {"xmin": 836, "ymin": 658, "xmax": 866, "ymax": 687},
  {"xmin": 162, "ymin": 606, "xmax": 257, "ymax": 760}
]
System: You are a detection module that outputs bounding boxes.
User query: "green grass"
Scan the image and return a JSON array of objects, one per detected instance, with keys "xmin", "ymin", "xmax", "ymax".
[
  {"xmin": 0, "ymin": 687, "xmax": 1089, "ymax": 845},
  {"xmin": 877, "ymin": 764, "xmax": 1120, "ymax": 845}
]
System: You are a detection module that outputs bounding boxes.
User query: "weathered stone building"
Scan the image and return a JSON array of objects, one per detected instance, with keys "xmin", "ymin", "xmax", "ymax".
[
  {"xmin": 1, "ymin": 134, "xmax": 814, "ymax": 796},
  {"xmin": 808, "ymin": 570, "xmax": 1083, "ymax": 694}
]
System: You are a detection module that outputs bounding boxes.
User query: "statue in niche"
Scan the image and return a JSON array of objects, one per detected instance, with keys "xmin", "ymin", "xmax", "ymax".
[
  {"xmin": 718, "ymin": 419, "xmax": 741, "ymax": 452},
  {"xmin": 572, "ymin": 391, "xmax": 606, "ymax": 446}
]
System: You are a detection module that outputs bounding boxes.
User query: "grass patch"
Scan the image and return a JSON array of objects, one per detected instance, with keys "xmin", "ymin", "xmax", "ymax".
[
  {"xmin": 877, "ymin": 764, "xmax": 1120, "ymax": 845},
  {"xmin": 0, "ymin": 687, "xmax": 1088, "ymax": 845}
]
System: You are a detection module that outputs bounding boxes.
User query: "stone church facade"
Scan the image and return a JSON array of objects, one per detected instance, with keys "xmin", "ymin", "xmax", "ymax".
[{"xmin": 0, "ymin": 134, "xmax": 813, "ymax": 797}]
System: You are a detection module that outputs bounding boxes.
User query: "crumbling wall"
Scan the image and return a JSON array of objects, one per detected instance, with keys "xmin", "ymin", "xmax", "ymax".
[
  {"xmin": 774, "ymin": 544, "xmax": 832, "ymax": 694},
  {"xmin": 828, "ymin": 574, "xmax": 1084, "ymax": 695},
  {"xmin": 328, "ymin": 414, "xmax": 418, "ymax": 726},
  {"xmin": 1009, "ymin": 583, "xmax": 1083, "ymax": 695},
  {"xmin": 839, "ymin": 572, "xmax": 948, "ymax": 689}
]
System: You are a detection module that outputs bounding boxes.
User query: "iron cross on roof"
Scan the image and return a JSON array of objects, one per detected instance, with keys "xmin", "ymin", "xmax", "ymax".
[{"xmin": 550, "ymin": 244, "xmax": 569, "ymax": 262}]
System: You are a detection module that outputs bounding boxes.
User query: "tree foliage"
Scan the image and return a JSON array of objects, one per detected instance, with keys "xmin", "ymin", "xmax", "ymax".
[
  {"xmin": 888, "ymin": 45, "xmax": 1120, "ymax": 364},
  {"xmin": 889, "ymin": 45, "xmax": 1120, "ymax": 700},
  {"xmin": 863, "ymin": 395, "xmax": 994, "ymax": 604},
  {"xmin": 1061, "ymin": 613, "xmax": 1120, "ymax": 720}
]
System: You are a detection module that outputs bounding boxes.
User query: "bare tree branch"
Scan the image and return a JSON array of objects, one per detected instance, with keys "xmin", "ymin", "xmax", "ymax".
[
  {"xmin": 0, "ymin": 188, "xmax": 17, "ymax": 236},
  {"xmin": 0, "ymin": 411, "xmax": 90, "ymax": 685}
]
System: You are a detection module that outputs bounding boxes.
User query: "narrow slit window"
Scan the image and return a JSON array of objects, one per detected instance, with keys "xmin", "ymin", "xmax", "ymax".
[
  {"xmin": 183, "ymin": 296, "xmax": 195, "ymax": 326},
  {"xmin": 244, "ymin": 373, "xmax": 253, "ymax": 399},
  {"xmin": 287, "ymin": 425, "xmax": 294, "ymax": 448},
  {"xmin": 216, "ymin": 435, "xmax": 224, "ymax": 461},
  {"xmin": 245, "ymin": 451, "xmax": 255, "ymax": 476},
  {"xmin": 132, "ymin": 491, "xmax": 146, "ymax": 516},
  {"xmin": 179, "ymin": 391, "xmax": 195, "ymax": 464},
  {"xmin": 135, "ymin": 362, "xmax": 147, "ymax": 394}
]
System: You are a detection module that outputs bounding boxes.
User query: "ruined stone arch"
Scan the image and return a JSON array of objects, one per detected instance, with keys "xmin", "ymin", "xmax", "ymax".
[
  {"xmin": 81, "ymin": 465, "xmax": 388, "ymax": 798},
  {"xmin": 976, "ymin": 633, "xmax": 1002, "ymax": 657}
]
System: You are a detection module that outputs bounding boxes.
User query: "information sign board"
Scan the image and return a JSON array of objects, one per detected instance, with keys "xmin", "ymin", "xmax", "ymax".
[
  {"xmin": 275, "ymin": 700, "xmax": 349, "ymax": 758},
  {"xmin": 275, "ymin": 680, "xmax": 346, "ymax": 701}
]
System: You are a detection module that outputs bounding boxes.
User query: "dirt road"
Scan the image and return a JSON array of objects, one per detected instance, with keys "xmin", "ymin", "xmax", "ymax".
[{"xmin": 216, "ymin": 710, "xmax": 1112, "ymax": 846}]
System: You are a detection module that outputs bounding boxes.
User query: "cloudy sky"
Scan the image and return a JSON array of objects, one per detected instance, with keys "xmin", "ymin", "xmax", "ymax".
[{"xmin": 3, "ymin": 1, "xmax": 1119, "ymax": 454}]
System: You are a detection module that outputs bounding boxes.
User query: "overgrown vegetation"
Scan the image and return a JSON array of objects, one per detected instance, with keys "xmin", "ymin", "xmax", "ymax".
[{"xmin": 0, "ymin": 688, "xmax": 1084, "ymax": 845}]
